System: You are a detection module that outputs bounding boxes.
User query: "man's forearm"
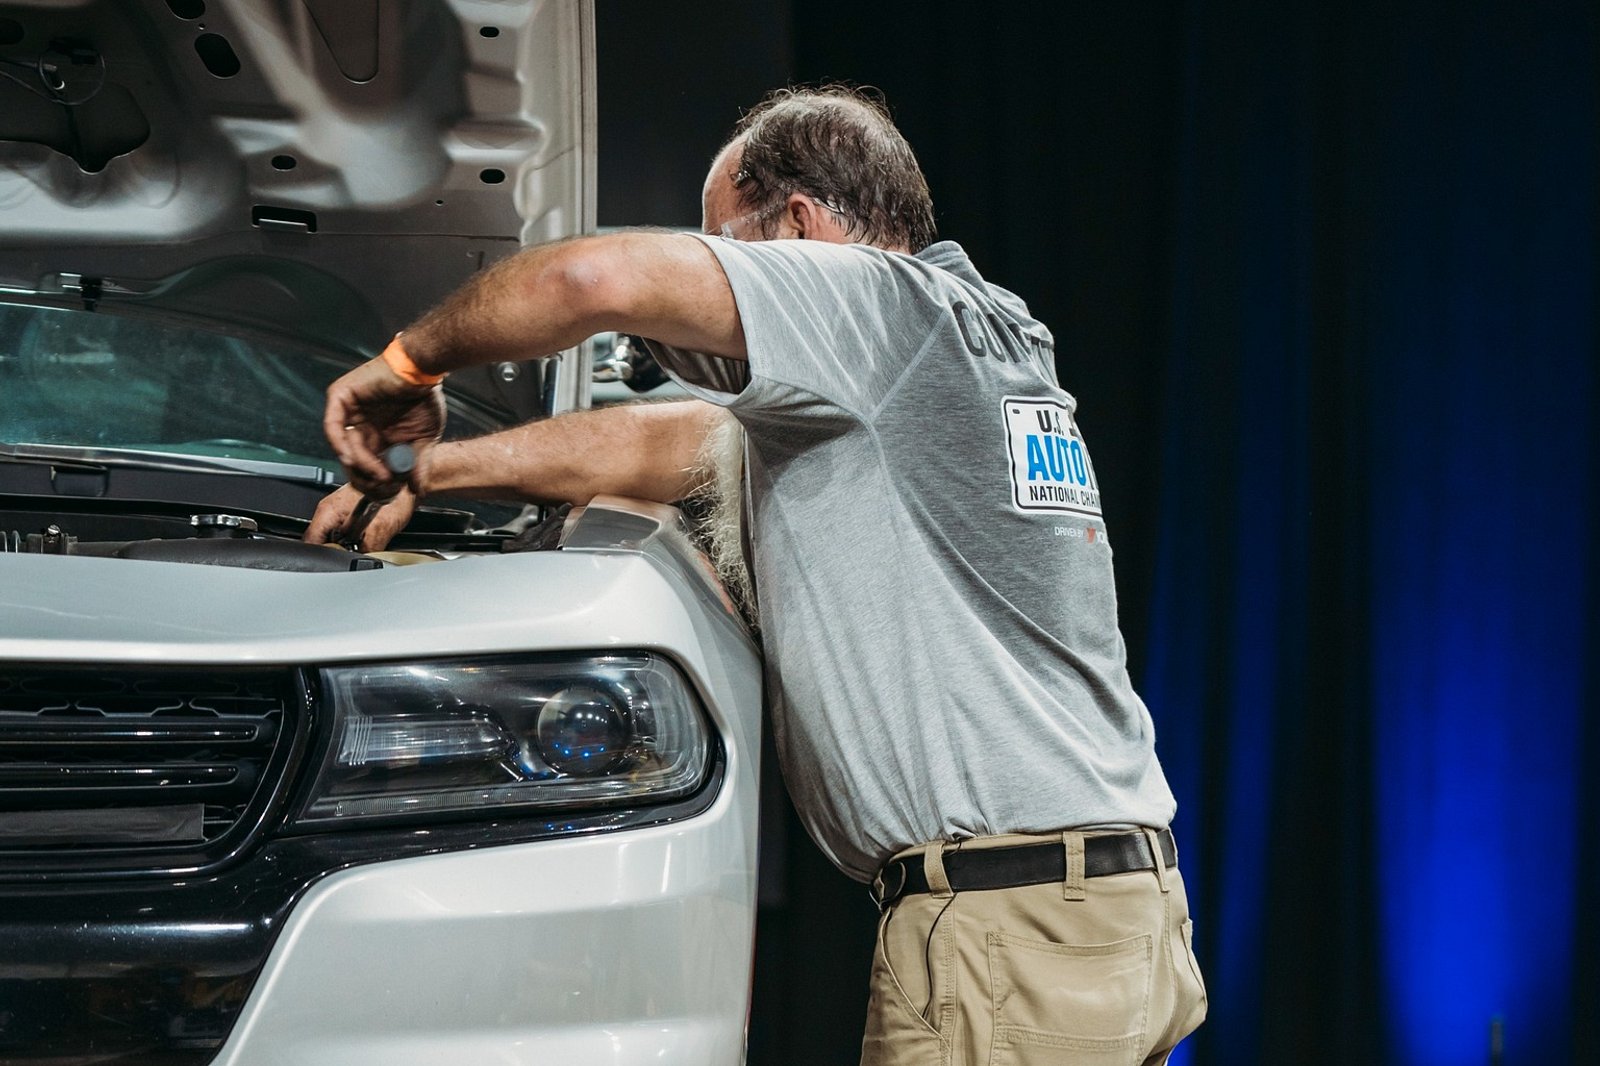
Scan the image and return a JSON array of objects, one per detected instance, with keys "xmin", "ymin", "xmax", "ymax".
[
  {"xmin": 416, "ymin": 400, "xmax": 727, "ymax": 507},
  {"xmin": 398, "ymin": 237, "xmax": 596, "ymax": 373}
]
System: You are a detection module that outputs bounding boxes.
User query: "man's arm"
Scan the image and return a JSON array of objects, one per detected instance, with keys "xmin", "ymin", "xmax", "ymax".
[
  {"xmin": 422, "ymin": 399, "xmax": 725, "ymax": 504},
  {"xmin": 325, "ymin": 232, "xmax": 746, "ymax": 492},
  {"xmin": 405, "ymin": 232, "xmax": 747, "ymax": 373},
  {"xmin": 306, "ymin": 400, "xmax": 726, "ymax": 549}
]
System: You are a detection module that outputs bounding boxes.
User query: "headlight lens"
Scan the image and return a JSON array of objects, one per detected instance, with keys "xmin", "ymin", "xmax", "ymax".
[{"xmin": 293, "ymin": 653, "xmax": 712, "ymax": 827}]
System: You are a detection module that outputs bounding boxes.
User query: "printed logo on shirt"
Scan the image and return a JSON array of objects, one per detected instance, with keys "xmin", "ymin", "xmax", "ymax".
[{"xmin": 1002, "ymin": 396, "xmax": 1103, "ymax": 517}]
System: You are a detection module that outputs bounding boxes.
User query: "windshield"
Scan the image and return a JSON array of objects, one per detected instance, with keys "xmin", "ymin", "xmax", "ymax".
[{"xmin": 0, "ymin": 302, "xmax": 499, "ymax": 472}]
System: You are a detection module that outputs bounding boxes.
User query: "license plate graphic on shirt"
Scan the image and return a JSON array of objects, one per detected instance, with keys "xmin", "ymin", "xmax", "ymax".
[{"xmin": 1002, "ymin": 397, "xmax": 1103, "ymax": 517}]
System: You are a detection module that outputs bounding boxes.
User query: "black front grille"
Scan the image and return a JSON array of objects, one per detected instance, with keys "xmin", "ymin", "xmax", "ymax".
[{"xmin": 0, "ymin": 666, "xmax": 304, "ymax": 874}]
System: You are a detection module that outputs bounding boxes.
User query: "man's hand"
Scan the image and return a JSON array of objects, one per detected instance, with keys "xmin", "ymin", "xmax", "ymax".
[
  {"xmin": 304, "ymin": 484, "xmax": 418, "ymax": 551},
  {"xmin": 322, "ymin": 358, "xmax": 446, "ymax": 496}
]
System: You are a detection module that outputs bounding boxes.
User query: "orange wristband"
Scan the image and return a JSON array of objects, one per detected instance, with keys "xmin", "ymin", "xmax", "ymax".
[{"xmin": 378, "ymin": 335, "xmax": 446, "ymax": 387}]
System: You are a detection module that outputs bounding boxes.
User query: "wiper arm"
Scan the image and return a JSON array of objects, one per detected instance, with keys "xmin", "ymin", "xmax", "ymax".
[{"xmin": 0, "ymin": 443, "xmax": 341, "ymax": 487}]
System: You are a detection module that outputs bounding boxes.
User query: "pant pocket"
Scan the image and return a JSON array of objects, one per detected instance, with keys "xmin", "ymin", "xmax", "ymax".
[
  {"xmin": 1175, "ymin": 919, "xmax": 1208, "ymax": 1037},
  {"xmin": 987, "ymin": 931, "xmax": 1152, "ymax": 1066},
  {"xmin": 860, "ymin": 913, "xmax": 951, "ymax": 1066}
]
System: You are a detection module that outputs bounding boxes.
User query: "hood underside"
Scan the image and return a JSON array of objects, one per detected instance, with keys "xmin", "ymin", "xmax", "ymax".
[{"xmin": 0, "ymin": 0, "xmax": 594, "ymax": 416}]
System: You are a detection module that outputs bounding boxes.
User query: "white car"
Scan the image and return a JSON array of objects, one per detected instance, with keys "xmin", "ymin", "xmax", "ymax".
[{"xmin": 0, "ymin": 2, "xmax": 762, "ymax": 1064}]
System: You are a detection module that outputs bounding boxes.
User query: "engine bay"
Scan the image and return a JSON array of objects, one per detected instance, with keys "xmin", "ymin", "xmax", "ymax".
[
  {"xmin": 0, "ymin": 441, "xmax": 543, "ymax": 571},
  {"xmin": 0, "ymin": 505, "xmax": 403, "ymax": 572}
]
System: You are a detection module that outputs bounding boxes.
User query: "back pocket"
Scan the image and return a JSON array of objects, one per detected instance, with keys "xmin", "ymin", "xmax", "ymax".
[{"xmin": 987, "ymin": 931, "xmax": 1152, "ymax": 1066}]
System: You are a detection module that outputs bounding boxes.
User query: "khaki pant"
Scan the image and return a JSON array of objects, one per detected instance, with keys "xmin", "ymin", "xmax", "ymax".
[{"xmin": 860, "ymin": 830, "xmax": 1208, "ymax": 1066}]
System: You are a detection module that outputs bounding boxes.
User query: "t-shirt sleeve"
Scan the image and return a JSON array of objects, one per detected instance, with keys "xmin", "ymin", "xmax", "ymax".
[{"xmin": 645, "ymin": 234, "xmax": 944, "ymax": 421}]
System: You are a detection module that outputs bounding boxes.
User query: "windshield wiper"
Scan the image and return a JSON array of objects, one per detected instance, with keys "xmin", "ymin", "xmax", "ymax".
[{"xmin": 0, "ymin": 443, "xmax": 341, "ymax": 487}]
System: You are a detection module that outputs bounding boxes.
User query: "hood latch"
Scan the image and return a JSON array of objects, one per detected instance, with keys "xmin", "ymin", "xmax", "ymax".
[{"xmin": 59, "ymin": 273, "xmax": 104, "ymax": 312}]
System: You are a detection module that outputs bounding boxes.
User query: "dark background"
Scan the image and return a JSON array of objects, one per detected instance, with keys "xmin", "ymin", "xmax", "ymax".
[{"xmin": 596, "ymin": 3, "xmax": 1599, "ymax": 1065}]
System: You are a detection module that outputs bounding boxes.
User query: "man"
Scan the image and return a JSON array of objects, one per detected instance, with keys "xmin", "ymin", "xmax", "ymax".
[{"xmin": 310, "ymin": 86, "xmax": 1206, "ymax": 1066}]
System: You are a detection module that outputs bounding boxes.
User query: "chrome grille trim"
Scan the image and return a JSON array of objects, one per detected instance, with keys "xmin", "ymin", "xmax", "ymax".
[{"xmin": 0, "ymin": 665, "xmax": 303, "ymax": 875}]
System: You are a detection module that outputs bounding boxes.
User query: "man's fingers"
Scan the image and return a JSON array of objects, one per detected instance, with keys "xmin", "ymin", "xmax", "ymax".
[
  {"xmin": 323, "ymin": 384, "xmax": 389, "ymax": 487},
  {"xmin": 321, "ymin": 361, "xmax": 447, "ymax": 493},
  {"xmin": 304, "ymin": 485, "xmax": 362, "ymax": 545},
  {"xmin": 305, "ymin": 485, "xmax": 415, "ymax": 550},
  {"xmin": 358, "ymin": 493, "xmax": 416, "ymax": 552}
]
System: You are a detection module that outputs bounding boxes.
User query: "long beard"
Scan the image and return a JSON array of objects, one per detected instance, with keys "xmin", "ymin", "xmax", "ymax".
[{"xmin": 691, "ymin": 413, "xmax": 757, "ymax": 625}]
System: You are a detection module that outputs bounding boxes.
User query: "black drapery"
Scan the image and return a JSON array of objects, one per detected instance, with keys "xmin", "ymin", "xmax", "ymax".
[{"xmin": 600, "ymin": 3, "xmax": 1600, "ymax": 1063}]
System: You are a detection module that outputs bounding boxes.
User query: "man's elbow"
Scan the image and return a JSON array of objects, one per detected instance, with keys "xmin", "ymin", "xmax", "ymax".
[
  {"xmin": 541, "ymin": 233, "xmax": 741, "ymax": 357},
  {"xmin": 540, "ymin": 238, "xmax": 635, "ymax": 335}
]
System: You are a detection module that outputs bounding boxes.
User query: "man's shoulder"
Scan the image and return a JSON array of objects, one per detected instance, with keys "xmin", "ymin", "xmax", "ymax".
[
  {"xmin": 698, "ymin": 236, "xmax": 969, "ymax": 314},
  {"xmin": 698, "ymin": 233, "xmax": 953, "ymax": 278},
  {"xmin": 912, "ymin": 242, "xmax": 1039, "ymax": 326}
]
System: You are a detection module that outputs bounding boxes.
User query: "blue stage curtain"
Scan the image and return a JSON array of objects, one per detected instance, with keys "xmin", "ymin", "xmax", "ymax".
[{"xmin": 1145, "ymin": 3, "xmax": 1597, "ymax": 1064}]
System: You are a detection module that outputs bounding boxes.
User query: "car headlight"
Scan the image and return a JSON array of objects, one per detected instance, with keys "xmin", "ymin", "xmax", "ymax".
[{"xmin": 291, "ymin": 653, "xmax": 713, "ymax": 827}]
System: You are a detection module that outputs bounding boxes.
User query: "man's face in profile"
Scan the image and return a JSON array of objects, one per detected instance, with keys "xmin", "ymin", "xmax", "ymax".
[{"xmin": 701, "ymin": 142, "xmax": 761, "ymax": 240}]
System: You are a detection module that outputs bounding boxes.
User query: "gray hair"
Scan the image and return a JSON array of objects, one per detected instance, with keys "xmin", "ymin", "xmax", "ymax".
[
  {"xmin": 690, "ymin": 411, "xmax": 756, "ymax": 625},
  {"xmin": 725, "ymin": 85, "xmax": 937, "ymax": 253}
]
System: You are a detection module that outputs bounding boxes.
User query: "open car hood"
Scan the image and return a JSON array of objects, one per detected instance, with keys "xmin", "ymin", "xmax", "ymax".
[{"xmin": 0, "ymin": 0, "xmax": 595, "ymax": 421}]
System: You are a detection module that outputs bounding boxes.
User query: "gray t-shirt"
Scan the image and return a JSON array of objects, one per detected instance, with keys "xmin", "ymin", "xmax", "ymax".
[{"xmin": 650, "ymin": 235, "xmax": 1175, "ymax": 882}]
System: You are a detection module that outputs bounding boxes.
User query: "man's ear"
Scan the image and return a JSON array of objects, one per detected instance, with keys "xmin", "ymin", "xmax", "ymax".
[
  {"xmin": 785, "ymin": 193, "xmax": 850, "ymax": 244},
  {"xmin": 782, "ymin": 193, "xmax": 816, "ymax": 239}
]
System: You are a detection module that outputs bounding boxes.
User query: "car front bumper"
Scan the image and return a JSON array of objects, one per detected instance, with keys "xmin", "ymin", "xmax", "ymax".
[{"xmin": 215, "ymin": 781, "xmax": 755, "ymax": 1065}]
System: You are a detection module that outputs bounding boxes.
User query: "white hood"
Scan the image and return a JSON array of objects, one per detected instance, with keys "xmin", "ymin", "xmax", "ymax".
[{"xmin": 0, "ymin": 0, "xmax": 594, "ymax": 417}]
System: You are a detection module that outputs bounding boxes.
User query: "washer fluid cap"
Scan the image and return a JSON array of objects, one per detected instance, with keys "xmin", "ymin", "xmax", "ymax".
[{"xmin": 190, "ymin": 514, "xmax": 259, "ymax": 537}]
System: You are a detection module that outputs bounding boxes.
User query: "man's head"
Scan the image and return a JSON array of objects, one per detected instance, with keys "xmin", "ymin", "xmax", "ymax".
[{"xmin": 701, "ymin": 86, "xmax": 937, "ymax": 254}]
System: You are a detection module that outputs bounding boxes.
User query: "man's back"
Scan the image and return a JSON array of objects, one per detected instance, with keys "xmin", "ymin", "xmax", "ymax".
[{"xmin": 652, "ymin": 236, "xmax": 1175, "ymax": 880}]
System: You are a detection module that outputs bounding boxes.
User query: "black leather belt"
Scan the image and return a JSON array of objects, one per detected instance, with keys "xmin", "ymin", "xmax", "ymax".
[{"xmin": 873, "ymin": 828, "xmax": 1177, "ymax": 906}]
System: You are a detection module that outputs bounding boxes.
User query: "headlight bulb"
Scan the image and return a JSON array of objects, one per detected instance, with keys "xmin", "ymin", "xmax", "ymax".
[{"xmin": 534, "ymin": 684, "xmax": 630, "ymax": 775}]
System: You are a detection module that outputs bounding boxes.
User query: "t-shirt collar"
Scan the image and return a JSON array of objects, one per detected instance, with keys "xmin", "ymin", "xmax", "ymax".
[{"xmin": 914, "ymin": 240, "xmax": 985, "ymax": 287}]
